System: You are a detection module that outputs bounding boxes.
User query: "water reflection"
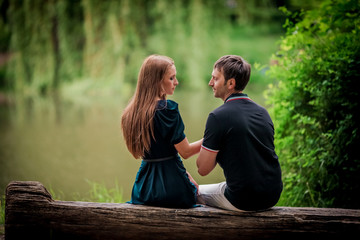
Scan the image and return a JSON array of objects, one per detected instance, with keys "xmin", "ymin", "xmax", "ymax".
[{"xmin": 0, "ymin": 87, "xmax": 265, "ymax": 201}]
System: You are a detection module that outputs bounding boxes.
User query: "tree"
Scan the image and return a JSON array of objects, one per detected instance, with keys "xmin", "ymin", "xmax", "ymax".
[{"xmin": 267, "ymin": 0, "xmax": 360, "ymax": 208}]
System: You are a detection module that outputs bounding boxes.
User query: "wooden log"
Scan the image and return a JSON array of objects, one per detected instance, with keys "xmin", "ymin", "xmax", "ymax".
[{"xmin": 5, "ymin": 181, "xmax": 360, "ymax": 240}]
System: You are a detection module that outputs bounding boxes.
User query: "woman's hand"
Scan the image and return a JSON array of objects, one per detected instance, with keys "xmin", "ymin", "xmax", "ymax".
[{"xmin": 186, "ymin": 171, "xmax": 199, "ymax": 195}]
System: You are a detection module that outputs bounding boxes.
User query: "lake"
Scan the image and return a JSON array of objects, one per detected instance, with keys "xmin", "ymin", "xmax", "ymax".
[{"xmin": 0, "ymin": 86, "xmax": 267, "ymax": 202}]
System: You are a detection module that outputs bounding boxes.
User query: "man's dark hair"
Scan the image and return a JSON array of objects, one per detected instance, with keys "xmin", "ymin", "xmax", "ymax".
[{"xmin": 214, "ymin": 55, "xmax": 251, "ymax": 91}]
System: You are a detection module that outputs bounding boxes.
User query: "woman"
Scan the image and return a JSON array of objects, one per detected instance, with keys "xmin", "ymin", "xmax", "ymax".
[{"xmin": 121, "ymin": 55, "xmax": 202, "ymax": 208}]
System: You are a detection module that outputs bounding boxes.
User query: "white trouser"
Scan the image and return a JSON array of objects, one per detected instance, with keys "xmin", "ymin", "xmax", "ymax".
[{"xmin": 198, "ymin": 182, "xmax": 242, "ymax": 211}]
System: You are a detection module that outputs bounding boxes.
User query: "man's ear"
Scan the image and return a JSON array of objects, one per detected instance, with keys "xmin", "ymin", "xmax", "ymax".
[{"xmin": 227, "ymin": 78, "xmax": 236, "ymax": 90}]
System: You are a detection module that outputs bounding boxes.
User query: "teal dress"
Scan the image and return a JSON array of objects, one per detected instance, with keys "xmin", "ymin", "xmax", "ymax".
[{"xmin": 129, "ymin": 100, "xmax": 197, "ymax": 208}]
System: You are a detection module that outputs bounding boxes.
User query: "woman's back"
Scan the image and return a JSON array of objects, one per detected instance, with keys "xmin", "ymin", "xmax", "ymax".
[
  {"xmin": 129, "ymin": 100, "xmax": 197, "ymax": 208},
  {"xmin": 122, "ymin": 55, "xmax": 202, "ymax": 208}
]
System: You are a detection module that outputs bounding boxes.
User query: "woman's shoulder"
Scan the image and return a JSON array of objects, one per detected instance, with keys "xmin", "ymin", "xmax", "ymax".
[
  {"xmin": 165, "ymin": 99, "xmax": 179, "ymax": 111},
  {"xmin": 155, "ymin": 100, "xmax": 182, "ymax": 124},
  {"xmin": 157, "ymin": 99, "xmax": 179, "ymax": 111}
]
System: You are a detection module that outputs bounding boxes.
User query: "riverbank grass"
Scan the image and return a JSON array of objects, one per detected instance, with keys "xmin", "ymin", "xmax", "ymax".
[{"xmin": 0, "ymin": 195, "xmax": 4, "ymax": 235}]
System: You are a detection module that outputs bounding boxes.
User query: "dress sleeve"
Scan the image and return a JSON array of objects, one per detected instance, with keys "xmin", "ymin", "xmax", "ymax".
[
  {"xmin": 169, "ymin": 106, "xmax": 186, "ymax": 145},
  {"xmin": 155, "ymin": 100, "xmax": 186, "ymax": 145},
  {"xmin": 202, "ymin": 113, "xmax": 222, "ymax": 152}
]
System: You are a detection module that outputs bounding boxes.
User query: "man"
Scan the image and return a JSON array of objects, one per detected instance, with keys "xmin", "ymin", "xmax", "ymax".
[{"xmin": 196, "ymin": 55, "xmax": 282, "ymax": 211}]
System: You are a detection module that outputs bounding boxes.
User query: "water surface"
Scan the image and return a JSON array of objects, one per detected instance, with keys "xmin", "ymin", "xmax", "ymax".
[{"xmin": 0, "ymin": 87, "xmax": 266, "ymax": 201}]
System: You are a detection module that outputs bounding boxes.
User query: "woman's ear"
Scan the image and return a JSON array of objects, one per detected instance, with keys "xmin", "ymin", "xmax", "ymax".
[
  {"xmin": 159, "ymin": 83, "xmax": 166, "ymax": 99},
  {"xmin": 159, "ymin": 81, "xmax": 164, "ymax": 94}
]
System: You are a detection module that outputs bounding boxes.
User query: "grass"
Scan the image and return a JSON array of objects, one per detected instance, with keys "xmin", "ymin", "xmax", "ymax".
[
  {"xmin": 74, "ymin": 180, "xmax": 124, "ymax": 203},
  {"xmin": 0, "ymin": 195, "xmax": 4, "ymax": 235},
  {"xmin": 48, "ymin": 180, "xmax": 124, "ymax": 203}
]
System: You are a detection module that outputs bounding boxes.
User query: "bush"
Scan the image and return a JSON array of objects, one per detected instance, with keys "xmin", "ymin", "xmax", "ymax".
[{"xmin": 267, "ymin": 0, "xmax": 360, "ymax": 208}]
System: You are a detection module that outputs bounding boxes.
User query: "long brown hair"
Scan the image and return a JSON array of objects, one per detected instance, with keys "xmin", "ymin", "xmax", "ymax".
[{"xmin": 121, "ymin": 55, "xmax": 174, "ymax": 159}]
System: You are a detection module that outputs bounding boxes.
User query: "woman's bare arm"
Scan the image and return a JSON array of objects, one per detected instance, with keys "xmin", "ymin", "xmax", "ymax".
[{"xmin": 175, "ymin": 138, "xmax": 203, "ymax": 159}]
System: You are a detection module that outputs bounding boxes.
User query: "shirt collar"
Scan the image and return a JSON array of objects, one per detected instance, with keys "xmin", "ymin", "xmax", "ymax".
[{"xmin": 225, "ymin": 93, "xmax": 250, "ymax": 103}]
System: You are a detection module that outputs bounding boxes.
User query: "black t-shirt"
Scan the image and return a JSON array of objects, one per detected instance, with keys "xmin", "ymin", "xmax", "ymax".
[{"xmin": 202, "ymin": 93, "xmax": 283, "ymax": 211}]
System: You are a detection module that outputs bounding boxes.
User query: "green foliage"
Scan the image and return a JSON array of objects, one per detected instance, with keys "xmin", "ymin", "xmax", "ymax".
[
  {"xmin": 267, "ymin": 0, "xmax": 360, "ymax": 208},
  {"xmin": 78, "ymin": 180, "xmax": 124, "ymax": 203},
  {"xmin": 0, "ymin": 194, "xmax": 4, "ymax": 226},
  {"xmin": 0, "ymin": 0, "xmax": 10, "ymax": 52},
  {"xmin": 48, "ymin": 185, "xmax": 65, "ymax": 201},
  {"xmin": 5, "ymin": 0, "xmax": 84, "ymax": 94},
  {"xmin": 49, "ymin": 180, "xmax": 124, "ymax": 203},
  {"xmin": 1, "ymin": 0, "xmax": 283, "ymax": 95}
]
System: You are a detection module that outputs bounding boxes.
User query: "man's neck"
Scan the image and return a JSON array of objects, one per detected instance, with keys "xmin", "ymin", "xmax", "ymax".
[{"xmin": 222, "ymin": 91, "xmax": 243, "ymax": 102}]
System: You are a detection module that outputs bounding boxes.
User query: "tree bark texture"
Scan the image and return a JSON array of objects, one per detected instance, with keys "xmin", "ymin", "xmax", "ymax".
[{"xmin": 5, "ymin": 181, "xmax": 360, "ymax": 240}]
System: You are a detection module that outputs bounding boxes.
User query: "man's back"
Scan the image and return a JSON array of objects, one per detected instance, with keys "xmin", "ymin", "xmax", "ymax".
[{"xmin": 203, "ymin": 93, "xmax": 283, "ymax": 211}]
